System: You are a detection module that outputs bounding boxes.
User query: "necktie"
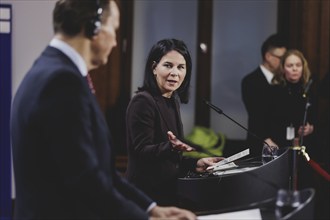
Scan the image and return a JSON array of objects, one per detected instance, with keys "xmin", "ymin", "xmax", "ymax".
[{"xmin": 86, "ymin": 73, "xmax": 96, "ymax": 94}]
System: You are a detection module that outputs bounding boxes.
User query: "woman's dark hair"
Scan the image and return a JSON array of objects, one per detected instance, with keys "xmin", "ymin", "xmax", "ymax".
[
  {"xmin": 53, "ymin": 0, "xmax": 110, "ymax": 37},
  {"xmin": 138, "ymin": 38, "xmax": 192, "ymax": 104}
]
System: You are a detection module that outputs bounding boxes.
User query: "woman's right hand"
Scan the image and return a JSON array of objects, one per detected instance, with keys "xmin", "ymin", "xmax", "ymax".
[{"xmin": 167, "ymin": 131, "xmax": 195, "ymax": 152}]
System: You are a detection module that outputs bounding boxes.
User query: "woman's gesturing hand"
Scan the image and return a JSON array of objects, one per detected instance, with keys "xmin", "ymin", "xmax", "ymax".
[{"xmin": 167, "ymin": 131, "xmax": 195, "ymax": 152}]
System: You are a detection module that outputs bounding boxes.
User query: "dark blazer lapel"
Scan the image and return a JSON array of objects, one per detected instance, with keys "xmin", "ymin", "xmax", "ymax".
[
  {"xmin": 153, "ymin": 94, "xmax": 184, "ymax": 138},
  {"xmin": 154, "ymin": 95, "xmax": 172, "ymax": 132}
]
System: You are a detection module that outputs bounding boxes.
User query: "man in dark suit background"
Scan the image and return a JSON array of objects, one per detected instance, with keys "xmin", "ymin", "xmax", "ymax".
[
  {"xmin": 10, "ymin": 0, "xmax": 195, "ymax": 219},
  {"xmin": 241, "ymin": 34, "xmax": 287, "ymax": 158}
]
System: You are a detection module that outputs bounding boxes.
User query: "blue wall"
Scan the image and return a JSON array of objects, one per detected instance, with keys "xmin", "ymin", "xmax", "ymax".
[{"xmin": 211, "ymin": 0, "xmax": 278, "ymax": 138}]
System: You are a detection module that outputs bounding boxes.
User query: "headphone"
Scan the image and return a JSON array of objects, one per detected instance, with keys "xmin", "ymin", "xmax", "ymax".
[{"xmin": 85, "ymin": 0, "xmax": 103, "ymax": 38}]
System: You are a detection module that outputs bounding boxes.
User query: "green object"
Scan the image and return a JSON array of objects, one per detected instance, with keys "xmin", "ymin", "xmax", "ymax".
[{"xmin": 183, "ymin": 126, "xmax": 225, "ymax": 158}]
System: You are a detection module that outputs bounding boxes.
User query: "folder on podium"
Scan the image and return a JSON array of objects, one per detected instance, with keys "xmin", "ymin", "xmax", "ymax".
[{"xmin": 177, "ymin": 148, "xmax": 291, "ymax": 212}]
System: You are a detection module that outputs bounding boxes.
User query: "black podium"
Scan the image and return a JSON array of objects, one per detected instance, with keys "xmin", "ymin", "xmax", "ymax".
[
  {"xmin": 196, "ymin": 188, "xmax": 315, "ymax": 220},
  {"xmin": 177, "ymin": 148, "xmax": 291, "ymax": 211}
]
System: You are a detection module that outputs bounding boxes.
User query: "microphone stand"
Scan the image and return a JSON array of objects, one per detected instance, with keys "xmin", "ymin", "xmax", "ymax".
[
  {"xmin": 290, "ymin": 94, "xmax": 310, "ymax": 190},
  {"xmin": 203, "ymin": 100, "xmax": 270, "ymax": 148}
]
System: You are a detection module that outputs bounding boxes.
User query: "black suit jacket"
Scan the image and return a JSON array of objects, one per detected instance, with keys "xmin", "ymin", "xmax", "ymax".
[
  {"xmin": 241, "ymin": 67, "xmax": 273, "ymax": 156},
  {"xmin": 11, "ymin": 46, "xmax": 152, "ymax": 219},
  {"xmin": 125, "ymin": 91, "xmax": 197, "ymax": 206}
]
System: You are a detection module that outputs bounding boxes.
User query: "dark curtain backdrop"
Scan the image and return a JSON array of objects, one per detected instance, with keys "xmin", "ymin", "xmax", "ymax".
[{"xmin": 278, "ymin": 0, "xmax": 329, "ymax": 80}]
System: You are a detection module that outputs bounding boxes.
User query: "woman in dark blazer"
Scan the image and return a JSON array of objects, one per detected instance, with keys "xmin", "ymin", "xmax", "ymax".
[{"xmin": 125, "ymin": 39, "xmax": 221, "ymax": 206}]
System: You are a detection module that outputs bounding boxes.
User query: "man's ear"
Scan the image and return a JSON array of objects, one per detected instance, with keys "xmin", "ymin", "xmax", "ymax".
[{"xmin": 265, "ymin": 52, "xmax": 272, "ymax": 61}]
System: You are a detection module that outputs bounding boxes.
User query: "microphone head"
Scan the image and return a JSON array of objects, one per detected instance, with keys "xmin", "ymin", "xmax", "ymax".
[
  {"xmin": 203, "ymin": 99, "xmax": 209, "ymax": 105},
  {"xmin": 203, "ymin": 99, "xmax": 223, "ymax": 114},
  {"xmin": 303, "ymin": 79, "xmax": 313, "ymax": 96}
]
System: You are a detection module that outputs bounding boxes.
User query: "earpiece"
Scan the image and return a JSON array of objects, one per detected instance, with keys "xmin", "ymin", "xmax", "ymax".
[{"xmin": 85, "ymin": 0, "xmax": 103, "ymax": 38}]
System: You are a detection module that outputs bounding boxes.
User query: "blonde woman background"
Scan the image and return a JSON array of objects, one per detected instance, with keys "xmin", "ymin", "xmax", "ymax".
[{"xmin": 268, "ymin": 49, "xmax": 316, "ymax": 150}]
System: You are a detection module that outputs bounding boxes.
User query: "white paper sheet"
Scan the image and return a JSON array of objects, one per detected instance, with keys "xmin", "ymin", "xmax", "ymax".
[{"xmin": 198, "ymin": 208, "xmax": 262, "ymax": 220}]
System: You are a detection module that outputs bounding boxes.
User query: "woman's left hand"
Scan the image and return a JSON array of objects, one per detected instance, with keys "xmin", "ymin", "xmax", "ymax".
[{"xmin": 196, "ymin": 157, "xmax": 224, "ymax": 173}]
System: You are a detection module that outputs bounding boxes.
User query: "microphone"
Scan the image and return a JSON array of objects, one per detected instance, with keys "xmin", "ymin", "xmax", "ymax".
[
  {"xmin": 203, "ymin": 100, "xmax": 270, "ymax": 148},
  {"xmin": 303, "ymin": 79, "xmax": 313, "ymax": 98}
]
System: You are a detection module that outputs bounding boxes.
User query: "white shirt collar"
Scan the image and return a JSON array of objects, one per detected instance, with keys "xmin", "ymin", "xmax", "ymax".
[
  {"xmin": 49, "ymin": 38, "xmax": 87, "ymax": 77},
  {"xmin": 260, "ymin": 64, "xmax": 274, "ymax": 84}
]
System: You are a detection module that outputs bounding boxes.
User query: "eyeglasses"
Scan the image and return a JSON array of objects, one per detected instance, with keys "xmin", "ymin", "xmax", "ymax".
[{"xmin": 270, "ymin": 53, "xmax": 283, "ymax": 59}]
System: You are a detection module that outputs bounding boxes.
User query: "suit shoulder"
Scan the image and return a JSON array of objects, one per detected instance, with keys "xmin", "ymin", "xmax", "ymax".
[
  {"xmin": 127, "ymin": 92, "xmax": 157, "ymax": 118},
  {"xmin": 132, "ymin": 91, "xmax": 155, "ymax": 102},
  {"xmin": 243, "ymin": 68, "xmax": 265, "ymax": 84},
  {"xmin": 243, "ymin": 67, "xmax": 262, "ymax": 79},
  {"xmin": 129, "ymin": 91, "xmax": 155, "ymax": 108}
]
